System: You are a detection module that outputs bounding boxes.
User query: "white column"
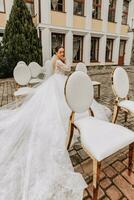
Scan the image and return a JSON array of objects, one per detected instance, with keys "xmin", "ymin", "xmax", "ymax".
[
  {"xmin": 40, "ymin": 0, "xmax": 51, "ymax": 24},
  {"xmin": 83, "ymin": 33, "xmax": 91, "ymax": 65},
  {"xmin": 115, "ymin": 0, "xmax": 123, "ymax": 34},
  {"xmin": 65, "ymin": 31, "xmax": 73, "ymax": 64},
  {"xmin": 6, "ymin": 0, "xmax": 13, "ymax": 20},
  {"xmin": 127, "ymin": 0, "xmax": 134, "ymax": 27},
  {"xmin": 66, "ymin": 0, "xmax": 73, "ymax": 28},
  {"xmin": 112, "ymin": 37, "xmax": 120, "ymax": 63},
  {"xmin": 101, "ymin": 0, "xmax": 109, "ymax": 33},
  {"xmin": 99, "ymin": 35, "xmax": 106, "ymax": 64},
  {"xmin": 124, "ymin": 32, "xmax": 133, "ymax": 65},
  {"xmin": 42, "ymin": 28, "xmax": 51, "ymax": 64},
  {"xmin": 85, "ymin": 0, "xmax": 93, "ymax": 30}
]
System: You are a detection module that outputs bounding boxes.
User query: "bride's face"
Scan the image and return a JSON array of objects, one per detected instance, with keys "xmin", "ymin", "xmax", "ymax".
[{"xmin": 56, "ymin": 48, "xmax": 64, "ymax": 60}]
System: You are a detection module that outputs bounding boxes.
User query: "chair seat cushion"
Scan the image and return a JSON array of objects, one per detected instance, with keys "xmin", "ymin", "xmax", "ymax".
[
  {"xmin": 74, "ymin": 117, "xmax": 134, "ymax": 161},
  {"xmin": 119, "ymin": 100, "xmax": 134, "ymax": 113},
  {"xmin": 92, "ymin": 81, "xmax": 101, "ymax": 86},
  {"xmin": 29, "ymin": 78, "xmax": 43, "ymax": 84},
  {"xmin": 14, "ymin": 87, "xmax": 35, "ymax": 96}
]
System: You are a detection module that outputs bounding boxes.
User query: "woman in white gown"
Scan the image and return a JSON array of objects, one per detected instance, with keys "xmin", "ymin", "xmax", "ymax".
[{"xmin": 0, "ymin": 46, "xmax": 111, "ymax": 200}]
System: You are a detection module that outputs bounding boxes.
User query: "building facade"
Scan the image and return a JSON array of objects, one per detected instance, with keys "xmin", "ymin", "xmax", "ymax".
[{"xmin": 0, "ymin": 0, "xmax": 134, "ymax": 66}]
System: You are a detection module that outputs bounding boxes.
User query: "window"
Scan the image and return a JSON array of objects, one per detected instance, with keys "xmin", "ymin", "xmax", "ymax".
[
  {"xmin": 122, "ymin": 0, "xmax": 129, "ymax": 25},
  {"xmin": 51, "ymin": 33, "xmax": 65, "ymax": 56},
  {"xmin": 105, "ymin": 39, "xmax": 113, "ymax": 62},
  {"xmin": 90, "ymin": 37, "xmax": 99, "ymax": 62},
  {"xmin": 92, "ymin": 0, "xmax": 101, "ymax": 20},
  {"xmin": 74, "ymin": 0, "xmax": 85, "ymax": 16},
  {"xmin": 51, "ymin": 0, "xmax": 65, "ymax": 12},
  {"xmin": 0, "ymin": 0, "xmax": 5, "ymax": 13},
  {"xmin": 0, "ymin": 32, "xmax": 3, "ymax": 42},
  {"xmin": 25, "ymin": 0, "xmax": 34, "ymax": 16},
  {"xmin": 108, "ymin": 0, "xmax": 116, "ymax": 22},
  {"xmin": 73, "ymin": 35, "xmax": 83, "ymax": 62}
]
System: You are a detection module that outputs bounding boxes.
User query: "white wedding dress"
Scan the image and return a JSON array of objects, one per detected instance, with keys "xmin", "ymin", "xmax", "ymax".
[{"xmin": 0, "ymin": 61, "xmax": 111, "ymax": 200}]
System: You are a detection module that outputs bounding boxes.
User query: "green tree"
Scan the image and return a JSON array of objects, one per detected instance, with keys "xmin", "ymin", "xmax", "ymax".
[{"xmin": 1, "ymin": 0, "xmax": 42, "ymax": 77}]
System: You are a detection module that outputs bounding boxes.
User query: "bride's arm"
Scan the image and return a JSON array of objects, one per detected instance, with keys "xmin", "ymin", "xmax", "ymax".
[{"xmin": 56, "ymin": 59, "xmax": 71, "ymax": 72}]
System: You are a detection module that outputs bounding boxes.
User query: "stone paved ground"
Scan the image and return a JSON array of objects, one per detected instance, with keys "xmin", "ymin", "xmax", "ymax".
[{"xmin": 0, "ymin": 66, "xmax": 134, "ymax": 200}]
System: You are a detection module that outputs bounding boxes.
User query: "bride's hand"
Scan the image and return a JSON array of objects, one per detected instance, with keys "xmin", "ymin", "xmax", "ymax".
[{"xmin": 61, "ymin": 57, "xmax": 66, "ymax": 63}]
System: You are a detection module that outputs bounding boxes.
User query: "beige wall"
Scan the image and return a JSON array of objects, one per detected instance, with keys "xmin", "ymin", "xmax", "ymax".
[
  {"xmin": 0, "ymin": 13, "xmax": 6, "ymax": 27},
  {"xmin": 73, "ymin": 16, "xmax": 85, "ymax": 29},
  {"xmin": 92, "ymin": 19, "xmax": 102, "ymax": 32},
  {"xmin": 51, "ymin": 11, "xmax": 66, "ymax": 27},
  {"xmin": 32, "ymin": 15, "xmax": 38, "ymax": 26},
  {"xmin": 120, "ymin": 25, "xmax": 129, "ymax": 35},
  {"xmin": 107, "ymin": 22, "xmax": 116, "ymax": 34}
]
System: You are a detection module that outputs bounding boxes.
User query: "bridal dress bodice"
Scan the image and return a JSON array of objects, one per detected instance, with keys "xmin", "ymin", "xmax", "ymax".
[
  {"xmin": 55, "ymin": 59, "xmax": 71, "ymax": 75},
  {"xmin": 0, "ymin": 60, "xmax": 111, "ymax": 200}
]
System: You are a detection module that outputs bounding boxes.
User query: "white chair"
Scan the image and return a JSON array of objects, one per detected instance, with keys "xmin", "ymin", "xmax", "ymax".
[
  {"xmin": 17, "ymin": 61, "xmax": 26, "ymax": 66},
  {"xmin": 64, "ymin": 71, "xmax": 134, "ymax": 200},
  {"xmin": 75, "ymin": 62, "xmax": 101, "ymax": 98},
  {"xmin": 28, "ymin": 62, "xmax": 43, "ymax": 85},
  {"xmin": 112, "ymin": 67, "xmax": 134, "ymax": 123},
  {"xmin": 44, "ymin": 60, "xmax": 54, "ymax": 79},
  {"xmin": 13, "ymin": 63, "xmax": 35, "ymax": 105},
  {"xmin": 76, "ymin": 62, "xmax": 87, "ymax": 74}
]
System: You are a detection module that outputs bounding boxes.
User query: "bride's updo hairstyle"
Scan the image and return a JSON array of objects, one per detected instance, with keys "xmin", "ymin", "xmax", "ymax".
[{"xmin": 55, "ymin": 45, "xmax": 64, "ymax": 54}]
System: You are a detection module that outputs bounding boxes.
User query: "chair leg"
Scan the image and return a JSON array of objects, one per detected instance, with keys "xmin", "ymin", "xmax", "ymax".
[
  {"xmin": 93, "ymin": 159, "xmax": 101, "ymax": 200},
  {"xmin": 98, "ymin": 85, "xmax": 100, "ymax": 99},
  {"xmin": 125, "ymin": 111, "xmax": 128, "ymax": 123},
  {"xmin": 112, "ymin": 105, "xmax": 119, "ymax": 123},
  {"xmin": 128, "ymin": 143, "xmax": 134, "ymax": 176},
  {"xmin": 67, "ymin": 112, "xmax": 75, "ymax": 150},
  {"xmin": 15, "ymin": 96, "xmax": 19, "ymax": 108}
]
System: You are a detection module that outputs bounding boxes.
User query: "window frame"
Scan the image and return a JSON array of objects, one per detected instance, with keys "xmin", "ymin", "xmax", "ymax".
[
  {"xmin": 0, "ymin": 0, "xmax": 6, "ymax": 13},
  {"xmin": 108, "ymin": 0, "xmax": 116, "ymax": 23},
  {"xmin": 122, "ymin": 0, "xmax": 129, "ymax": 25},
  {"xmin": 73, "ymin": 0, "xmax": 85, "ymax": 17},
  {"xmin": 73, "ymin": 35, "xmax": 83, "ymax": 63},
  {"xmin": 105, "ymin": 38, "xmax": 114, "ymax": 62},
  {"xmin": 51, "ymin": 32, "xmax": 65, "ymax": 56},
  {"xmin": 51, "ymin": 0, "xmax": 65, "ymax": 13},
  {"xmin": 90, "ymin": 37, "xmax": 100, "ymax": 62},
  {"xmin": 92, "ymin": 0, "xmax": 102, "ymax": 20},
  {"xmin": 25, "ymin": 0, "xmax": 35, "ymax": 16}
]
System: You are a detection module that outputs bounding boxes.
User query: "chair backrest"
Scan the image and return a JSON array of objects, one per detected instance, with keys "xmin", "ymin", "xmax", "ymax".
[
  {"xmin": 75, "ymin": 62, "xmax": 87, "ymax": 74},
  {"xmin": 65, "ymin": 71, "xmax": 94, "ymax": 113},
  {"xmin": 17, "ymin": 61, "xmax": 26, "ymax": 66},
  {"xmin": 45, "ymin": 60, "xmax": 53, "ymax": 78},
  {"xmin": 13, "ymin": 63, "xmax": 31, "ymax": 86},
  {"xmin": 28, "ymin": 62, "xmax": 42, "ymax": 78},
  {"xmin": 112, "ymin": 67, "xmax": 129, "ymax": 98}
]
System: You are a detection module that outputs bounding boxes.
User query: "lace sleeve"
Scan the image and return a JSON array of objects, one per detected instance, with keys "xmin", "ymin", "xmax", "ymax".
[{"xmin": 56, "ymin": 60, "xmax": 71, "ymax": 72}]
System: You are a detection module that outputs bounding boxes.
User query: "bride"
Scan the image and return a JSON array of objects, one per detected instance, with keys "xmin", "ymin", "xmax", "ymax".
[{"xmin": 0, "ymin": 46, "xmax": 111, "ymax": 200}]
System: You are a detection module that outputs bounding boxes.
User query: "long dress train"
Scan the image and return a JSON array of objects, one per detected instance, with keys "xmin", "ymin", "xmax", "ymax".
[{"xmin": 0, "ymin": 64, "xmax": 111, "ymax": 199}]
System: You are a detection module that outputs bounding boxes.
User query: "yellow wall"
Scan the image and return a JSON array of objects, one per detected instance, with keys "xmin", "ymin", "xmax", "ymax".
[
  {"xmin": 92, "ymin": 19, "xmax": 102, "ymax": 32},
  {"xmin": 0, "ymin": 13, "xmax": 6, "ymax": 27},
  {"xmin": 121, "ymin": 25, "xmax": 129, "ymax": 35},
  {"xmin": 73, "ymin": 15, "xmax": 85, "ymax": 29},
  {"xmin": 107, "ymin": 22, "xmax": 116, "ymax": 33},
  {"xmin": 51, "ymin": 11, "xmax": 66, "ymax": 27}
]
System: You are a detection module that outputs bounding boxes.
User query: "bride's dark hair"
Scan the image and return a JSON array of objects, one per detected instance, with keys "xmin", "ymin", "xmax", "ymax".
[{"xmin": 55, "ymin": 45, "xmax": 64, "ymax": 53}]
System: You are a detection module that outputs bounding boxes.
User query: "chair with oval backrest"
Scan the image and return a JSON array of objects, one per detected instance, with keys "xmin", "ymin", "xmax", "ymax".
[
  {"xmin": 65, "ymin": 71, "xmax": 134, "ymax": 200},
  {"xmin": 17, "ymin": 61, "xmax": 26, "ymax": 66},
  {"xmin": 76, "ymin": 62, "xmax": 88, "ymax": 74},
  {"xmin": 112, "ymin": 66, "xmax": 133, "ymax": 123},
  {"xmin": 13, "ymin": 63, "xmax": 35, "ymax": 106},
  {"xmin": 28, "ymin": 62, "xmax": 43, "ymax": 85},
  {"xmin": 75, "ymin": 62, "xmax": 101, "ymax": 98}
]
